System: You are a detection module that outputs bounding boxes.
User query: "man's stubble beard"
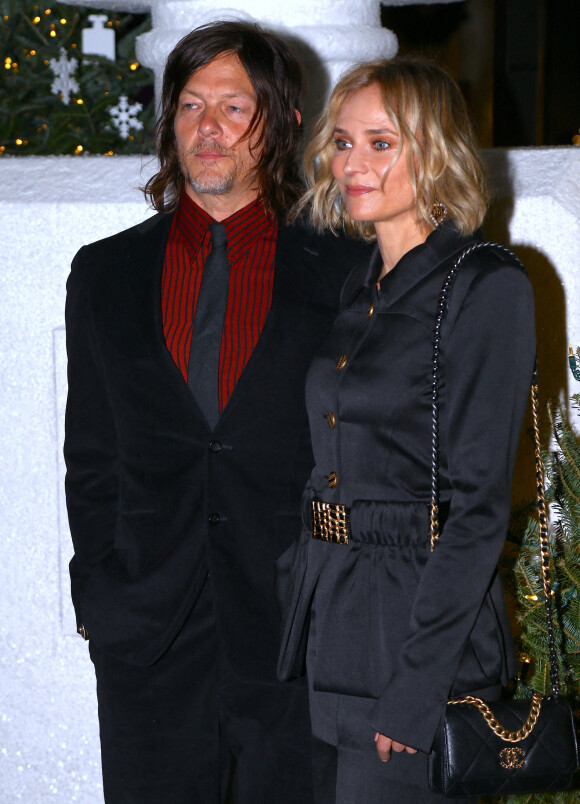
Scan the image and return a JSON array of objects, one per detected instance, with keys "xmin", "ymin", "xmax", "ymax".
[
  {"xmin": 179, "ymin": 141, "xmax": 238, "ymax": 196},
  {"xmin": 178, "ymin": 138, "xmax": 259, "ymax": 198},
  {"xmin": 187, "ymin": 171, "xmax": 235, "ymax": 195}
]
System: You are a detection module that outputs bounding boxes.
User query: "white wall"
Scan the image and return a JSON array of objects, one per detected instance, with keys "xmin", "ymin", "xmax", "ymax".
[
  {"xmin": 0, "ymin": 146, "xmax": 578, "ymax": 801},
  {"xmin": 0, "ymin": 156, "xmax": 153, "ymax": 803}
]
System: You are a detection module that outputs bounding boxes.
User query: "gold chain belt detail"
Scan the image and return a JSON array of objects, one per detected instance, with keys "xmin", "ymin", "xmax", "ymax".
[{"xmin": 311, "ymin": 499, "xmax": 351, "ymax": 544}]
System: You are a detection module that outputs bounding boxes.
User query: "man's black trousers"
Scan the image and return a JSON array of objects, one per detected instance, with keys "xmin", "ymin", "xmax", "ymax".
[{"xmin": 89, "ymin": 576, "xmax": 314, "ymax": 803}]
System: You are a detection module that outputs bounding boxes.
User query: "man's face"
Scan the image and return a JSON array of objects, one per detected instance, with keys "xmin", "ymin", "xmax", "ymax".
[{"xmin": 174, "ymin": 52, "xmax": 263, "ymax": 215}]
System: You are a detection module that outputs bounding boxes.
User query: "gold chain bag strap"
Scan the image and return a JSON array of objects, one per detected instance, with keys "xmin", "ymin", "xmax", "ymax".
[{"xmin": 427, "ymin": 242, "xmax": 579, "ymax": 798}]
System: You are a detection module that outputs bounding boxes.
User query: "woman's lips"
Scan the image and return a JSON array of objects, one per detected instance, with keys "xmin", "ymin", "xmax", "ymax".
[{"xmin": 343, "ymin": 185, "xmax": 374, "ymax": 196}]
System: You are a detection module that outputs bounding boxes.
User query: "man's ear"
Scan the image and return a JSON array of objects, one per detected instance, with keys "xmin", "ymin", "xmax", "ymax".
[{"xmin": 295, "ymin": 109, "xmax": 302, "ymax": 126}]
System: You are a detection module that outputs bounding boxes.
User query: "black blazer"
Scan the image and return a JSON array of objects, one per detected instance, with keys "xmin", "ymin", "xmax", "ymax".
[
  {"xmin": 64, "ymin": 210, "xmax": 370, "ymax": 679},
  {"xmin": 277, "ymin": 225, "xmax": 536, "ymax": 751}
]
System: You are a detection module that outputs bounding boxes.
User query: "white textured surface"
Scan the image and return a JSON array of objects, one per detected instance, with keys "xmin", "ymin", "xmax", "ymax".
[
  {"xmin": 1, "ymin": 145, "xmax": 579, "ymax": 801},
  {"xmin": 0, "ymin": 154, "xmax": 157, "ymax": 203},
  {"xmin": 0, "ymin": 156, "xmax": 152, "ymax": 804},
  {"xmin": 67, "ymin": 0, "xmax": 382, "ymax": 22},
  {"xmin": 483, "ymin": 146, "xmax": 580, "ymax": 407},
  {"xmin": 64, "ymin": 0, "xmax": 463, "ymax": 12},
  {"xmin": 61, "ymin": 0, "xmax": 151, "ymax": 11},
  {"xmin": 152, "ymin": 0, "xmax": 381, "ymax": 27}
]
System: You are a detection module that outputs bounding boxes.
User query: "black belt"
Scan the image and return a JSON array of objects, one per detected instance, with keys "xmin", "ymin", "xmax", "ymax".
[{"xmin": 311, "ymin": 498, "xmax": 351, "ymax": 544}]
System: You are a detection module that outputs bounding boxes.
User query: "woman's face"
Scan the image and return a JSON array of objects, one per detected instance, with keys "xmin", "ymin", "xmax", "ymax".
[{"xmin": 331, "ymin": 83, "xmax": 417, "ymax": 229}]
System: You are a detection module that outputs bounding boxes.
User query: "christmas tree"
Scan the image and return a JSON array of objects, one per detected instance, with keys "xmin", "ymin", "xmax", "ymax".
[
  {"xmin": 0, "ymin": 0, "xmax": 155, "ymax": 155},
  {"xmin": 492, "ymin": 356, "xmax": 580, "ymax": 803}
]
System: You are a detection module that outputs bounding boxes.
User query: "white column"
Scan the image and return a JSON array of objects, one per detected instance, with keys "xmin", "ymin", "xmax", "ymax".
[{"xmin": 136, "ymin": 0, "xmax": 395, "ymax": 109}]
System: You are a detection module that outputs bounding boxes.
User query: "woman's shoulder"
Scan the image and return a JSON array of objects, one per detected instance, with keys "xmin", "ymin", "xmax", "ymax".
[
  {"xmin": 441, "ymin": 234, "xmax": 532, "ymax": 303},
  {"xmin": 438, "ymin": 235, "xmax": 534, "ymax": 342},
  {"xmin": 459, "ymin": 241, "xmax": 533, "ymax": 298},
  {"xmin": 435, "ymin": 226, "xmax": 526, "ymax": 276}
]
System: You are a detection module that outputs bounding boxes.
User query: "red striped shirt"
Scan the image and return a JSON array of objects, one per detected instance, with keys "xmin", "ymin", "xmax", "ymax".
[{"xmin": 161, "ymin": 189, "xmax": 277, "ymax": 411}]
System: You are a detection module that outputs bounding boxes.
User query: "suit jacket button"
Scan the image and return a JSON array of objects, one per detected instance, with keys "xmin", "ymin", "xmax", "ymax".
[
  {"xmin": 208, "ymin": 513, "xmax": 221, "ymax": 526},
  {"xmin": 209, "ymin": 440, "xmax": 222, "ymax": 452},
  {"xmin": 367, "ymin": 304, "xmax": 374, "ymax": 318},
  {"xmin": 327, "ymin": 411, "xmax": 336, "ymax": 429},
  {"xmin": 77, "ymin": 624, "xmax": 89, "ymax": 640},
  {"xmin": 328, "ymin": 472, "xmax": 338, "ymax": 488},
  {"xmin": 336, "ymin": 354, "xmax": 348, "ymax": 371}
]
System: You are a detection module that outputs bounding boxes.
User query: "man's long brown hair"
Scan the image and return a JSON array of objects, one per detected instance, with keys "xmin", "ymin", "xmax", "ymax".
[{"xmin": 143, "ymin": 21, "xmax": 305, "ymax": 222}]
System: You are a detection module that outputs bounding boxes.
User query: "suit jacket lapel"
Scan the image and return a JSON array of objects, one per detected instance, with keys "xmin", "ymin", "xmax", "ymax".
[
  {"xmin": 123, "ymin": 211, "xmax": 172, "ymax": 346},
  {"xmin": 214, "ymin": 222, "xmax": 321, "ymax": 426},
  {"xmin": 122, "ymin": 212, "xmax": 211, "ymax": 415}
]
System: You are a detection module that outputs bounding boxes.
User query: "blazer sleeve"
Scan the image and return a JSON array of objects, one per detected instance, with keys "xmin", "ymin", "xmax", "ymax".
[
  {"xmin": 64, "ymin": 248, "xmax": 119, "ymax": 625},
  {"xmin": 368, "ymin": 254, "xmax": 536, "ymax": 753}
]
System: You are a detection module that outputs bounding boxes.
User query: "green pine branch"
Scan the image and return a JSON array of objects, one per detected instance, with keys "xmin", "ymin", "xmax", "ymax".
[
  {"xmin": 494, "ymin": 400, "xmax": 580, "ymax": 803},
  {"xmin": 0, "ymin": 1, "xmax": 155, "ymax": 155}
]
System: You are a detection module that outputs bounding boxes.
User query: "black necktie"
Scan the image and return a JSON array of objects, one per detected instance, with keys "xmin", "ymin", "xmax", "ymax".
[{"xmin": 187, "ymin": 222, "xmax": 230, "ymax": 427}]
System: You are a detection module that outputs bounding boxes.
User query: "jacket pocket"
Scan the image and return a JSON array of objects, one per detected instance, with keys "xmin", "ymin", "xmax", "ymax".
[
  {"xmin": 114, "ymin": 510, "xmax": 162, "ymax": 578},
  {"xmin": 311, "ymin": 542, "xmax": 418, "ymax": 699}
]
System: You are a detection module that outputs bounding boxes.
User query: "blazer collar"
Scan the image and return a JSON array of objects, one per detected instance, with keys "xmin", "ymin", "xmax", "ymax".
[
  {"xmin": 346, "ymin": 224, "xmax": 482, "ymax": 311},
  {"xmin": 127, "ymin": 210, "xmax": 185, "ymax": 381},
  {"xmin": 128, "ymin": 211, "xmax": 174, "ymax": 326}
]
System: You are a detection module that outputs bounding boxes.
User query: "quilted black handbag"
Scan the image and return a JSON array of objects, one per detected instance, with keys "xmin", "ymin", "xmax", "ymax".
[{"xmin": 427, "ymin": 243, "xmax": 579, "ymax": 797}]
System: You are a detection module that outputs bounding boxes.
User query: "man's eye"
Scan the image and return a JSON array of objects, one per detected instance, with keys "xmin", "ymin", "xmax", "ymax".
[{"xmin": 333, "ymin": 139, "xmax": 351, "ymax": 151}]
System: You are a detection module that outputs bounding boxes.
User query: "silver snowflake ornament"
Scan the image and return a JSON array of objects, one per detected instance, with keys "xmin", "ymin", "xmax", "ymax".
[
  {"xmin": 49, "ymin": 48, "xmax": 80, "ymax": 106},
  {"xmin": 108, "ymin": 96, "xmax": 143, "ymax": 140}
]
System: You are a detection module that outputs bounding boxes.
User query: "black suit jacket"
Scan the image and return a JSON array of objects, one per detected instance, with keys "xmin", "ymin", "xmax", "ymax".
[{"xmin": 64, "ymin": 210, "xmax": 370, "ymax": 679}]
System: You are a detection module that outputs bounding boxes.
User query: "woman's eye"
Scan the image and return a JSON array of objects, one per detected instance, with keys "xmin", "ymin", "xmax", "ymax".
[
  {"xmin": 373, "ymin": 140, "xmax": 390, "ymax": 150},
  {"xmin": 333, "ymin": 139, "xmax": 351, "ymax": 151}
]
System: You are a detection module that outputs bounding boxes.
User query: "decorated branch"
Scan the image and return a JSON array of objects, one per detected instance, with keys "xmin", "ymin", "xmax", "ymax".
[
  {"xmin": 0, "ymin": 0, "xmax": 155, "ymax": 155},
  {"xmin": 493, "ymin": 351, "xmax": 580, "ymax": 803}
]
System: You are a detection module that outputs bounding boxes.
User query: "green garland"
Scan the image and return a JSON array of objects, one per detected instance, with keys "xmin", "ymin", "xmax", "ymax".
[
  {"xmin": 492, "ymin": 366, "xmax": 580, "ymax": 803},
  {"xmin": 0, "ymin": 0, "xmax": 155, "ymax": 155}
]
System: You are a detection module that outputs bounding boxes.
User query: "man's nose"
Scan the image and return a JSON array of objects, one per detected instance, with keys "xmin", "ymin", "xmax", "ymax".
[{"xmin": 198, "ymin": 108, "xmax": 221, "ymax": 137}]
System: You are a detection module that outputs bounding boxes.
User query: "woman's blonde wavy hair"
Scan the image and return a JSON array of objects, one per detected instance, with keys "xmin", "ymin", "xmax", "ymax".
[{"xmin": 297, "ymin": 57, "xmax": 488, "ymax": 240}]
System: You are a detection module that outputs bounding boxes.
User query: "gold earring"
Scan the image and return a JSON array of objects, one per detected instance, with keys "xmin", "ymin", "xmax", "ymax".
[{"xmin": 429, "ymin": 199, "xmax": 448, "ymax": 228}]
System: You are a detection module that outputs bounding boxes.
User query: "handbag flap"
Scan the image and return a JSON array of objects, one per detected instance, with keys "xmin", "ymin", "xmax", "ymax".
[{"xmin": 429, "ymin": 697, "xmax": 579, "ymax": 797}]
